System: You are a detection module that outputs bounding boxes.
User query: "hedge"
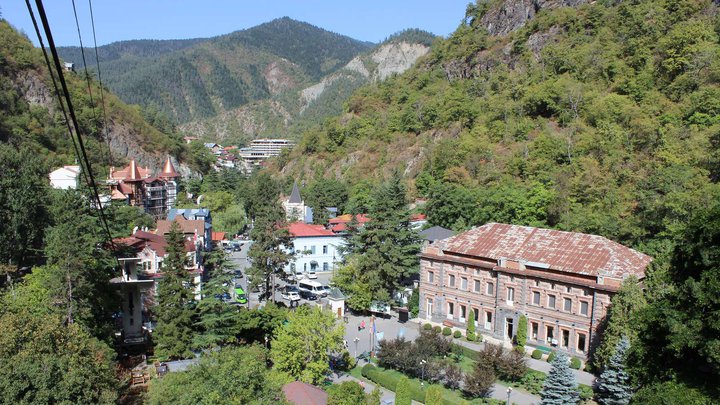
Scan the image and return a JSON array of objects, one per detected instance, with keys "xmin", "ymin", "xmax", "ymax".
[
  {"xmin": 546, "ymin": 351, "xmax": 556, "ymax": 363},
  {"xmin": 453, "ymin": 330, "xmax": 462, "ymax": 338},
  {"xmin": 467, "ymin": 332, "xmax": 476, "ymax": 341},
  {"xmin": 423, "ymin": 323, "xmax": 433, "ymax": 331},
  {"xmin": 360, "ymin": 364, "xmax": 425, "ymax": 403},
  {"xmin": 531, "ymin": 349, "xmax": 543, "ymax": 360},
  {"xmin": 442, "ymin": 327, "xmax": 452, "ymax": 336},
  {"xmin": 570, "ymin": 357, "xmax": 582, "ymax": 370},
  {"xmin": 433, "ymin": 326, "xmax": 442, "ymax": 333},
  {"xmin": 451, "ymin": 343, "xmax": 480, "ymax": 361}
]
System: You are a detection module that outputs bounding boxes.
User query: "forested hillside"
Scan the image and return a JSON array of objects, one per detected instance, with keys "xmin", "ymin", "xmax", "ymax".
[
  {"xmin": 179, "ymin": 29, "xmax": 437, "ymax": 144},
  {"xmin": 58, "ymin": 17, "xmax": 373, "ymax": 124},
  {"xmin": 0, "ymin": 20, "xmax": 191, "ymax": 175},
  {"xmin": 272, "ymin": 0, "xmax": 720, "ymax": 398}
]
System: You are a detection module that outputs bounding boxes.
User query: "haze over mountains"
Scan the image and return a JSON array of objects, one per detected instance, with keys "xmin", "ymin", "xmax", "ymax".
[{"xmin": 58, "ymin": 18, "xmax": 436, "ymax": 144}]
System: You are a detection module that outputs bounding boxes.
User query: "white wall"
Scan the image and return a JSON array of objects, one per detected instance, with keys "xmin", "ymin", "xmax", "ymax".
[
  {"xmin": 286, "ymin": 235, "xmax": 345, "ymax": 274},
  {"xmin": 49, "ymin": 167, "xmax": 79, "ymax": 190}
]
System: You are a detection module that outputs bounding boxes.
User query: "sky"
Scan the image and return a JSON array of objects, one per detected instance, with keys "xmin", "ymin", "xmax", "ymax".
[{"xmin": 3, "ymin": 1, "xmax": 471, "ymax": 47}]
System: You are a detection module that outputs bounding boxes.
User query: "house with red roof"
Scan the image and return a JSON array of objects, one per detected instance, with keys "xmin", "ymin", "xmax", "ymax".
[
  {"xmin": 106, "ymin": 157, "xmax": 179, "ymax": 217},
  {"xmin": 419, "ymin": 223, "xmax": 652, "ymax": 358},
  {"xmin": 284, "ymin": 222, "xmax": 345, "ymax": 276},
  {"xmin": 282, "ymin": 381, "xmax": 327, "ymax": 405},
  {"xmin": 327, "ymin": 213, "xmax": 370, "ymax": 233}
]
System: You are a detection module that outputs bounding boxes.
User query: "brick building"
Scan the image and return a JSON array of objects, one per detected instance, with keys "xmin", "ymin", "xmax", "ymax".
[{"xmin": 418, "ymin": 223, "xmax": 651, "ymax": 358}]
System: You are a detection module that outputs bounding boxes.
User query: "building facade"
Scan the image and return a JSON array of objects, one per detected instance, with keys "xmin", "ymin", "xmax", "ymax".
[
  {"xmin": 107, "ymin": 158, "xmax": 179, "ymax": 217},
  {"xmin": 418, "ymin": 223, "xmax": 651, "ymax": 358},
  {"xmin": 284, "ymin": 223, "xmax": 344, "ymax": 275},
  {"xmin": 49, "ymin": 165, "xmax": 81, "ymax": 190},
  {"xmin": 282, "ymin": 182, "xmax": 313, "ymax": 223}
]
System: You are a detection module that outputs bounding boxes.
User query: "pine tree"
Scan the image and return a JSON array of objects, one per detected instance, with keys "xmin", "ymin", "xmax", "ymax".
[
  {"xmin": 246, "ymin": 202, "xmax": 292, "ymax": 301},
  {"xmin": 154, "ymin": 221, "xmax": 196, "ymax": 360},
  {"xmin": 597, "ymin": 337, "xmax": 633, "ymax": 405},
  {"xmin": 342, "ymin": 175, "xmax": 421, "ymax": 305},
  {"xmin": 540, "ymin": 352, "xmax": 579, "ymax": 405},
  {"xmin": 193, "ymin": 248, "xmax": 239, "ymax": 349},
  {"xmin": 466, "ymin": 308, "xmax": 476, "ymax": 338}
]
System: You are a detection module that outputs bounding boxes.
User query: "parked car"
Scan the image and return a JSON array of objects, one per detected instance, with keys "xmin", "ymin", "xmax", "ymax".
[
  {"xmin": 307, "ymin": 269, "xmax": 318, "ymax": 279},
  {"xmin": 321, "ymin": 285, "xmax": 331, "ymax": 295},
  {"xmin": 283, "ymin": 291, "xmax": 301, "ymax": 301},
  {"xmin": 299, "ymin": 289, "xmax": 318, "ymax": 301},
  {"xmin": 233, "ymin": 269, "xmax": 243, "ymax": 279}
]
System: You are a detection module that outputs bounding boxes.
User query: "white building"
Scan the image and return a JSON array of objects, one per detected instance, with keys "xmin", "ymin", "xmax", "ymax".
[
  {"xmin": 282, "ymin": 182, "xmax": 313, "ymax": 223},
  {"xmin": 285, "ymin": 223, "xmax": 344, "ymax": 275},
  {"xmin": 49, "ymin": 165, "xmax": 81, "ymax": 189}
]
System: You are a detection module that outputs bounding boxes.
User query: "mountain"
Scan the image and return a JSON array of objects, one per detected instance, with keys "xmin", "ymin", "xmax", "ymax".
[
  {"xmin": 271, "ymin": 0, "xmax": 720, "ymax": 255},
  {"xmin": 178, "ymin": 29, "xmax": 437, "ymax": 144},
  {"xmin": 57, "ymin": 17, "xmax": 373, "ymax": 124},
  {"xmin": 0, "ymin": 20, "xmax": 191, "ymax": 175}
]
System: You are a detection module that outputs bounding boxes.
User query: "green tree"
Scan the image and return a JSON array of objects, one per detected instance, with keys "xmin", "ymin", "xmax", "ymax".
[
  {"xmin": 466, "ymin": 309, "xmax": 476, "ymax": 337},
  {"xmin": 597, "ymin": 337, "xmax": 633, "ymax": 405},
  {"xmin": 425, "ymin": 385, "xmax": 443, "ymax": 405},
  {"xmin": 193, "ymin": 248, "xmax": 239, "ymax": 349},
  {"xmin": 247, "ymin": 202, "xmax": 292, "ymax": 301},
  {"xmin": 394, "ymin": 376, "xmax": 412, "ymax": 405},
  {"xmin": 0, "ymin": 145, "xmax": 50, "ymax": 271},
  {"xmin": 516, "ymin": 314, "xmax": 528, "ymax": 347},
  {"xmin": 235, "ymin": 303, "xmax": 288, "ymax": 345},
  {"xmin": 592, "ymin": 276, "xmax": 645, "ymax": 370},
  {"xmin": 270, "ymin": 306, "xmax": 344, "ymax": 384},
  {"xmin": 327, "ymin": 381, "xmax": 374, "ymax": 405},
  {"xmin": 630, "ymin": 381, "xmax": 713, "ymax": 405},
  {"xmin": 305, "ymin": 179, "xmax": 349, "ymax": 224},
  {"xmin": 333, "ymin": 257, "xmax": 373, "ymax": 311},
  {"xmin": 408, "ymin": 287, "xmax": 420, "ymax": 317},
  {"xmin": 343, "ymin": 176, "xmax": 421, "ymax": 305},
  {"xmin": 147, "ymin": 345, "xmax": 286, "ymax": 404},
  {"xmin": 540, "ymin": 352, "xmax": 579, "ymax": 405},
  {"xmin": 154, "ymin": 221, "xmax": 196, "ymax": 360}
]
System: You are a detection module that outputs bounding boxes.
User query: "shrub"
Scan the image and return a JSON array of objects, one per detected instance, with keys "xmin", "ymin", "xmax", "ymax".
[
  {"xmin": 442, "ymin": 327, "xmax": 452, "ymax": 336},
  {"xmin": 464, "ymin": 361, "xmax": 495, "ymax": 398},
  {"xmin": 531, "ymin": 349, "xmax": 543, "ymax": 360},
  {"xmin": 577, "ymin": 384, "xmax": 593, "ymax": 402},
  {"xmin": 433, "ymin": 326, "xmax": 442, "ymax": 333},
  {"xmin": 423, "ymin": 323, "xmax": 433, "ymax": 331},
  {"xmin": 476, "ymin": 333, "xmax": 483, "ymax": 342},
  {"xmin": 467, "ymin": 310, "xmax": 476, "ymax": 336},
  {"xmin": 547, "ymin": 351, "xmax": 556, "ymax": 363},
  {"xmin": 570, "ymin": 357, "xmax": 582, "ymax": 370},
  {"xmin": 395, "ymin": 376, "xmax": 412, "ymax": 405},
  {"xmin": 518, "ymin": 370, "xmax": 547, "ymax": 396},
  {"xmin": 425, "ymin": 385, "xmax": 443, "ymax": 405},
  {"xmin": 467, "ymin": 332, "xmax": 476, "ymax": 341},
  {"xmin": 453, "ymin": 330, "xmax": 462, "ymax": 338},
  {"xmin": 362, "ymin": 363, "xmax": 377, "ymax": 378}
]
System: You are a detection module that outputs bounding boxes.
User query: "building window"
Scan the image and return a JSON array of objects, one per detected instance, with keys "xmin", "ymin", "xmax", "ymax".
[
  {"xmin": 448, "ymin": 302, "xmax": 455, "ymax": 316},
  {"xmin": 310, "ymin": 246, "xmax": 316, "ymax": 255},
  {"xmin": 532, "ymin": 291, "xmax": 540, "ymax": 305},
  {"xmin": 474, "ymin": 280, "xmax": 481, "ymax": 292},
  {"xmin": 323, "ymin": 262, "xmax": 329, "ymax": 271},
  {"xmin": 322, "ymin": 245, "xmax": 328, "ymax": 254},
  {"xmin": 580, "ymin": 301, "xmax": 589, "ymax": 316},
  {"xmin": 546, "ymin": 326, "xmax": 555, "ymax": 344},
  {"xmin": 506, "ymin": 287, "xmax": 515, "ymax": 303},
  {"xmin": 548, "ymin": 294, "xmax": 556, "ymax": 309},
  {"xmin": 564, "ymin": 298, "xmax": 572, "ymax": 312},
  {"xmin": 473, "ymin": 308, "xmax": 479, "ymax": 325},
  {"xmin": 449, "ymin": 274, "xmax": 456, "ymax": 287},
  {"xmin": 460, "ymin": 305, "xmax": 467, "ymax": 320},
  {"xmin": 487, "ymin": 282, "xmax": 494, "ymax": 295},
  {"xmin": 562, "ymin": 330, "xmax": 570, "ymax": 348},
  {"xmin": 485, "ymin": 311, "xmax": 493, "ymax": 330},
  {"xmin": 428, "ymin": 271, "xmax": 434, "ymax": 283},
  {"xmin": 531, "ymin": 322, "xmax": 539, "ymax": 339},
  {"xmin": 577, "ymin": 333, "xmax": 587, "ymax": 352},
  {"xmin": 461, "ymin": 277, "xmax": 468, "ymax": 290}
]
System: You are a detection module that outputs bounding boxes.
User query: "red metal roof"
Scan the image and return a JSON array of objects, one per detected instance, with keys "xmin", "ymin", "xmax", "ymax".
[
  {"xmin": 436, "ymin": 223, "xmax": 651, "ymax": 279},
  {"xmin": 328, "ymin": 214, "xmax": 370, "ymax": 224},
  {"xmin": 287, "ymin": 222, "xmax": 335, "ymax": 237},
  {"xmin": 282, "ymin": 381, "xmax": 327, "ymax": 405},
  {"xmin": 211, "ymin": 231, "xmax": 227, "ymax": 241},
  {"xmin": 161, "ymin": 157, "xmax": 180, "ymax": 178}
]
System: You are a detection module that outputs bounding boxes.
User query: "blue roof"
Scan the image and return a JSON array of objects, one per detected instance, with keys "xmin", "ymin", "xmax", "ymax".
[{"xmin": 167, "ymin": 208, "xmax": 210, "ymax": 221}]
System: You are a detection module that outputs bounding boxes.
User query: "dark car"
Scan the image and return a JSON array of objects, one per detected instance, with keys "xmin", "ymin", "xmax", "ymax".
[
  {"xmin": 233, "ymin": 269, "xmax": 243, "ymax": 279},
  {"xmin": 299, "ymin": 290, "xmax": 318, "ymax": 301}
]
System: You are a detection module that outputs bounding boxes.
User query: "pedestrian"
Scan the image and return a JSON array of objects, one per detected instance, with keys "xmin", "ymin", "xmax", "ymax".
[
  {"xmin": 344, "ymin": 339, "xmax": 348, "ymax": 349},
  {"xmin": 360, "ymin": 319, "xmax": 366, "ymax": 330},
  {"xmin": 360, "ymin": 380, "xmax": 365, "ymax": 389}
]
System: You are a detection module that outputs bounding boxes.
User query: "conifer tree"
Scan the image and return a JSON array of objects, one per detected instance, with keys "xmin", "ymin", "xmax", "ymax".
[
  {"xmin": 597, "ymin": 337, "xmax": 633, "ymax": 405},
  {"xmin": 540, "ymin": 352, "xmax": 579, "ymax": 405},
  {"xmin": 246, "ymin": 202, "xmax": 292, "ymax": 301},
  {"xmin": 154, "ymin": 221, "xmax": 195, "ymax": 360},
  {"xmin": 193, "ymin": 248, "xmax": 239, "ymax": 349},
  {"xmin": 516, "ymin": 315, "xmax": 528, "ymax": 347},
  {"xmin": 467, "ymin": 308, "xmax": 476, "ymax": 338},
  {"xmin": 341, "ymin": 175, "xmax": 421, "ymax": 305},
  {"xmin": 394, "ymin": 376, "xmax": 412, "ymax": 405}
]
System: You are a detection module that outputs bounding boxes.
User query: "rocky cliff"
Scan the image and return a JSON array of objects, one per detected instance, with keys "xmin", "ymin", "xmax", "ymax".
[{"xmin": 479, "ymin": 0, "xmax": 589, "ymax": 36}]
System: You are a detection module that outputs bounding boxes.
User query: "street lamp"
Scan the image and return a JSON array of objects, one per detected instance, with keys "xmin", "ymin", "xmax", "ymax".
[
  {"xmin": 506, "ymin": 387, "xmax": 512, "ymax": 405},
  {"xmin": 353, "ymin": 337, "xmax": 360, "ymax": 359},
  {"xmin": 420, "ymin": 359, "xmax": 427, "ymax": 386}
]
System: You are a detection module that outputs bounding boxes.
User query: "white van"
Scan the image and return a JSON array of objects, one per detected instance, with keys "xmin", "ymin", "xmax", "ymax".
[{"xmin": 298, "ymin": 280, "xmax": 327, "ymax": 297}]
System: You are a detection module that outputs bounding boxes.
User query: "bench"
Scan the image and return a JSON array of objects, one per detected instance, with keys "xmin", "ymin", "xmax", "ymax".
[{"xmin": 442, "ymin": 320, "xmax": 456, "ymax": 328}]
